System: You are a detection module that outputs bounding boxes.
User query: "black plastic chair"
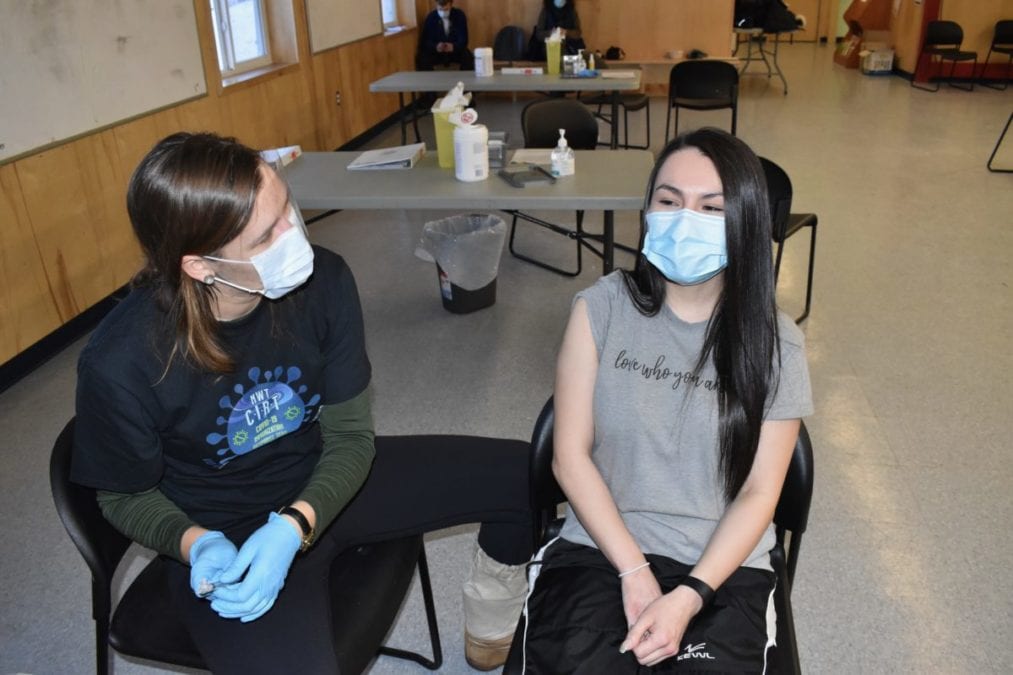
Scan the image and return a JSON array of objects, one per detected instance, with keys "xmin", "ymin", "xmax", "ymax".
[
  {"xmin": 50, "ymin": 418, "xmax": 442, "ymax": 675},
  {"xmin": 506, "ymin": 98, "xmax": 602, "ymax": 277},
  {"xmin": 579, "ymin": 60, "xmax": 651, "ymax": 150},
  {"xmin": 665, "ymin": 60, "xmax": 739, "ymax": 142},
  {"xmin": 504, "ymin": 397, "xmax": 815, "ymax": 675},
  {"xmin": 493, "ymin": 25, "xmax": 527, "ymax": 65},
  {"xmin": 980, "ymin": 20, "xmax": 1013, "ymax": 90},
  {"xmin": 912, "ymin": 20, "xmax": 979, "ymax": 92},
  {"xmin": 760, "ymin": 157, "xmax": 817, "ymax": 324}
]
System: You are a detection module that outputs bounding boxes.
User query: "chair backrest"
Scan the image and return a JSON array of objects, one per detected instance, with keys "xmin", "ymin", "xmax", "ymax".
[
  {"xmin": 528, "ymin": 396, "xmax": 814, "ymax": 585},
  {"xmin": 528, "ymin": 398, "xmax": 564, "ymax": 547},
  {"xmin": 521, "ymin": 98, "xmax": 600, "ymax": 150},
  {"xmin": 993, "ymin": 19, "xmax": 1013, "ymax": 47},
  {"xmin": 925, "ymin": 20, "xmax": 964, "ymax": 48},
  {"xmin": 50, "ymin": 417, "xmax": 130, "ymax": 674},
  {"xmin": 493, "ymin": 25, "xmax": 527, "ymax": 62},
  {"xmin": 669, "ymin": 60, "xmax": 739, "ymax": 104},
  {"xmin": 759, "ymin": 156, "xmax": 793, "ymax": 242},
  {"xmin": 773, "ymin": 421, "xmax": 814, "ymax": 583}
]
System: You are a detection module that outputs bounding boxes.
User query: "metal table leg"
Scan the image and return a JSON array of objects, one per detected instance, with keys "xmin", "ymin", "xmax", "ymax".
[{"xmin": 603, "ymin": 210, "xmax": 615, "ymax": 273}]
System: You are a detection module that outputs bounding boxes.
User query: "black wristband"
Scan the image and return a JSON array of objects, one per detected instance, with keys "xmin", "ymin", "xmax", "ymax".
[
  {"xmin": 278, "ymin": 506, "xmax": 311, "ymax": 537},
  {"xmin": 679, "ymin": 575, "xmax": 716, "ymax": 606}
]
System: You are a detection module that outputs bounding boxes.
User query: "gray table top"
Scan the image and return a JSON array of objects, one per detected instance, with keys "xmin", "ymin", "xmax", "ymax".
[
  {"xmin": 369, "ymin": 69, "xmax": 642, "ymax": 93},
  {"xmin": 284, "ymin": 150, "xmax": 653, "ymax": 211}
]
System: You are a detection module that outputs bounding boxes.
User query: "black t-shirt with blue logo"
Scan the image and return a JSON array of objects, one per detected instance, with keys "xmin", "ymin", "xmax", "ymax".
[{"xmin": 71, "ymin": 247, "xmax": 370, "ymax": 541}]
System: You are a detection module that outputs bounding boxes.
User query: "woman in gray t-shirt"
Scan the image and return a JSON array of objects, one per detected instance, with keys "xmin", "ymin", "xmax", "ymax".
[{"xmin": 523, "ymin": 128, "xmax": 813, "ymax": 673}]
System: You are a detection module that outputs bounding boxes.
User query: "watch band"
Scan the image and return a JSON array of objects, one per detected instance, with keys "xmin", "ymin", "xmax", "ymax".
[
  {"xmin": 278, "ymin": 506, "xmax": 315, "ymax": 552},
  {"xmin": 679, "ymin": 575, "xmax": 716, "ymax": 607}
]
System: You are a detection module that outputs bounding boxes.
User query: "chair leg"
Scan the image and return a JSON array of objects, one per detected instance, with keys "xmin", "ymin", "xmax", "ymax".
[
  {"xmin": 797, "ymin": 222, "xmax": 816, "ymax": 324},
  {"xmin": 574, "ymin": 210, "xmax": 584, "ymax": 275},
  {"xmin": 987, "ymin": 112, "xmax": 1013, "ymax": 173},
  {"xmin": 507, "ymin": 210, "xmax": 583, "ymax": 277},
  {"xmin": 947, "ymin": 57, "xmax": 975, "ymax": 92},
  {"xmin": 376, "ymin": 546, "xmax": 443, "ymax": 670},
  {"xmin": 773, "ymin": 239, "xmax": 786, "ymax": 282},
  {"xmin": 911, "ymin": 54, "xmax": 942, "ymax": 92},
  {"xmin": 97, "ymin": 615, "xmax": 111, "ymax": 675},
  {"xmin": 664, "ymin": 102, "xmax": 673, "ymax": 144},
  {"xmin": 623, "ymin": 101, "xmax": 650, "ymax": 150},
  {"xmin": 730, "ymin": 105, "xmax": 737, "ymax": 136},
  {"xmin": 979, "ymin": 52, "xmax": 1010, "ymax": 91}
]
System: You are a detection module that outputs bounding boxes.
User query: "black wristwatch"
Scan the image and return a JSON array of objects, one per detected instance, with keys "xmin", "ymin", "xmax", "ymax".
[
  {"xmin": 679, "ymin": 575, "xmax": 716, "ymax": 606},
  {"xmin": 278, "ymin": 506, "xmax": 315, "ymax": 552}
]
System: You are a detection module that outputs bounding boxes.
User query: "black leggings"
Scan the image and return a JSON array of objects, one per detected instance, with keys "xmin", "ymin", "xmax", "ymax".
[{"xmin": 167, "ymin": 435, "xmax": 532, "ymax": 674}]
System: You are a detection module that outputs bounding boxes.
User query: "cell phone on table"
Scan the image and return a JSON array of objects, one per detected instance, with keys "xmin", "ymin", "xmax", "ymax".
[{"xmin": 497, "ymin": 165, "xmax": 557, "ymax": 188}]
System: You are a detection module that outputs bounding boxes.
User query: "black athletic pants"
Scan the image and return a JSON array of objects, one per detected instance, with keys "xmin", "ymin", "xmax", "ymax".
[
  {"xmin": 166, "ymin": 435, "xmax": 531, "ymax": 674},
  {"xmin": 416, "ymin": 48, "xmax": 474, "ymax": 71},
  {"xmin": 524, "ymin": 540, "xmax": 776, "ymax": 674}
]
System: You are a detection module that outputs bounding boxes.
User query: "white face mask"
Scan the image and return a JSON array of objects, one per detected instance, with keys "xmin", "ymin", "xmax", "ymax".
[
  {"xmin": 437, "ymin": 9, "xmax": 449, "ymax": 18},
  {"xmin": 205, "ymin": 207, "xmax": 315, "ymax": 299},
  {"xmin": 554, "ymin": 0, "xmax": 566, "ymax": 8},
  {"xmin": 642, "ymin": 209, "xmax": 727, "ymax": 285}
]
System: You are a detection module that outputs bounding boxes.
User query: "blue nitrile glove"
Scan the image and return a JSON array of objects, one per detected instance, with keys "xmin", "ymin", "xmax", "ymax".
[
  {"xmin": 209, "ymin": 512, "xmax": 301, "ymax": 622},
  {"xmin": 188, "ymin": 531, "xmax": 237, "ymax": 598}
]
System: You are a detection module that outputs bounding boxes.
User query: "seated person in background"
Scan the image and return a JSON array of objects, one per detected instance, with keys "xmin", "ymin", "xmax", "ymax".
[
  {"xmin": 417, "ymin": 0, "xmax": 474, "ymax": 70},
  {"xmin": 521, "ymin": 128, "xmax": 813, "ymax": 673},
  {"xmin": 531, "ymin": 0, "xmax": 586, "ymax": 60},
  {"xmin": 71, "ymin": 132, "xmax": 531, "ymax": 674},
  {"xmin": 735, "ymin": 0, "xmax": 806, "ymax": 31}
]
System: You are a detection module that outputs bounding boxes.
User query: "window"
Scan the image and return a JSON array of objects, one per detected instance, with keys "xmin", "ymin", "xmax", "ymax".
[
  {"xmin": 380, "ymin": 0, "xmax": 399, "ymax": 28},
  {"xmin": 210, "ymin": 0, "xmax": 273, "ymax": 75}
]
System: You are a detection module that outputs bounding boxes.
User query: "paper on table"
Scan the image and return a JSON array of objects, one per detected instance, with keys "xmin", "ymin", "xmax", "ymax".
[
  {"xmin": 347, "ymin": 142, "xmax": 426, "ymax": 170},
  {"xmin": 509, "ymin": 149, "xmax": 553, "ymax": 165},
  {"xmin": 600, "ymin": 70, "xmax": 638, "ymax": 79}
]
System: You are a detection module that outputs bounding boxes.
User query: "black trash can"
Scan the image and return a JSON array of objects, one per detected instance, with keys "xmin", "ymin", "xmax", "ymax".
[{"xmin": 416, "ymin": 213, "xmax": 507, "ymax": 314}]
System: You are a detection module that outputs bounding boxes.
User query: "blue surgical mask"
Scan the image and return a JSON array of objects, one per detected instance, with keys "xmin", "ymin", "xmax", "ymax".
[
  {"xmin": 437, "ymin": 9, "xmax": 449, "ymax": 19},
  {"xmin": 554, "ymin": 0, "xmax": 566, "ymax": 8},
  {"xmin": 205, "ymin": 207, "xmax": 315, "ymax": 299},
  {"xmin": 642, "ymin": 209, "xmax": 727, "ymax": 285}
]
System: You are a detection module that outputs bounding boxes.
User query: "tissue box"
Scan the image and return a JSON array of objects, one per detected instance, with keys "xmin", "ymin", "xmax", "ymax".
[
  {"xmin": 487, "ymin": 131, "xmax": 509, "ymax": 168},
  {"xmin": 860, "ymin": 49, "xmax": 894, "ymax": 75}
]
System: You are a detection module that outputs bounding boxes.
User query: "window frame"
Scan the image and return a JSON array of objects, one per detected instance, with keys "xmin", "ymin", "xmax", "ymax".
[{"xmin": 210, "ymin": 0, "xmax": 274, "ymax": 77}]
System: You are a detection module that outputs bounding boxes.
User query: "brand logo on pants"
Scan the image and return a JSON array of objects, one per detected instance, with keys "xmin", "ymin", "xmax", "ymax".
[{"xmin": 677, "ymin": 643, "xmax": 716, "ymax": 661}]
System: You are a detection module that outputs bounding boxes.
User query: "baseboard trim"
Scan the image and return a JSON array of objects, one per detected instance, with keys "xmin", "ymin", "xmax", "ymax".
[{"xmin": 0, "ymin": 285, "xmax": 129, "ymax": 395}]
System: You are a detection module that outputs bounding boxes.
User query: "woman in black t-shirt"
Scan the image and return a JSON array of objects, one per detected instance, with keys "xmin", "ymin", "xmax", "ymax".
[{"xmin": 71, "ymin": 132, "xmax": 531, "ymax": 672}]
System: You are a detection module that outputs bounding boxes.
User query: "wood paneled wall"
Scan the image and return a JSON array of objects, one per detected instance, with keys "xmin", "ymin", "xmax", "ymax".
[
  {"xmin": 941, "ymin": 0, "xmax": 1013, "ymax": 55},
  {"xmin": 888, "ymin": 0, "xmax": 1012, "ymax": 74},
  {"xmin": 0, "ymin": 0, "xmax": 416, "ymax": 365}
]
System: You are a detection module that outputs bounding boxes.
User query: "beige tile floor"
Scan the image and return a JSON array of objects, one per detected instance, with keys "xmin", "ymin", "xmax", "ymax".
[{"xmin": 1, "ymin": 43, "xmax": 1010, "ymax": 674}]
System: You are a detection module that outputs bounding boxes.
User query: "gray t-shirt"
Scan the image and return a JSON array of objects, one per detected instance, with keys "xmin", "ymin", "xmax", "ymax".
[{"xmin": 558, "ymin": 272, "xmax": 813, "ymax": 571}]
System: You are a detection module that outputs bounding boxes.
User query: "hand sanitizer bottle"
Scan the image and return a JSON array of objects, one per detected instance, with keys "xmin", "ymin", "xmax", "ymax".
[{"xmin": 550, "ymin": 129, "xmax": 575, "ymax": 177}]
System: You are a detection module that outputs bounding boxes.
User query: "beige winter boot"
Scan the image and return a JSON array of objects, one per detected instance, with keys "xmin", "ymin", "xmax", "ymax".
[{"xmin": 462, "ymin": 544, "xmax": 528, "ymax": 671}]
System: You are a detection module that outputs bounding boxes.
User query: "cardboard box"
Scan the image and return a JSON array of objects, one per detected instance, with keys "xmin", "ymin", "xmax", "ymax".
[
  {"xmin": 834, "ymin": 34, "xmax": 863, "ymax": 68},
  {"xmin": 860, "ymin": 48, "xmax": 894, "ymax": 75}
]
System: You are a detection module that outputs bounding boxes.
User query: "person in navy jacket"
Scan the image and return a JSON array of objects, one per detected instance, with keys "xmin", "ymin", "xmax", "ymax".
[{"xmin": 417, "ymin": 0, "xmax": 474, "ymax": 70}]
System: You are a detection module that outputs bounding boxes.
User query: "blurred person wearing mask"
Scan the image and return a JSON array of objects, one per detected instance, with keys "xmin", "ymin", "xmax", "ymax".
[
  {"xmin": 532, "ymin": 0, "xmax": 586, "ymax": 59},
  {"xmin": 418, "ymin": 0, "xmax": 474, "ymax": 70}
]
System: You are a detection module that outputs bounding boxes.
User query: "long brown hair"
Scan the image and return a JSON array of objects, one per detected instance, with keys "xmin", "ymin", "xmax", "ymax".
[{"xmin": 127, "ymin": 132, "xmax": 262, "ymax": 374}]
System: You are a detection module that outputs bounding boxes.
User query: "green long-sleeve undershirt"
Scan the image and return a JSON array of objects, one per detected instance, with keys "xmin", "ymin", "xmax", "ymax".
[{"xmin": 96, "ymin": 388, "xmax": 376, "ymax": 562}]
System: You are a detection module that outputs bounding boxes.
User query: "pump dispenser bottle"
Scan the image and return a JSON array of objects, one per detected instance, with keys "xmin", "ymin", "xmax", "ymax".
[{"xmin": 550, "ymin": 129, "xmax": 575, "ymax": 177}]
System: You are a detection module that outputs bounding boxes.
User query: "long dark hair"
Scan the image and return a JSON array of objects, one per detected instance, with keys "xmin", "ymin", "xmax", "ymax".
[
  {"xmin": 127, "ymin": 132, "xmax": 263, "ymax": 374},
  {"xmin": 621, "ymin": 128, "xmax": 779, "ymax": 501}
]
